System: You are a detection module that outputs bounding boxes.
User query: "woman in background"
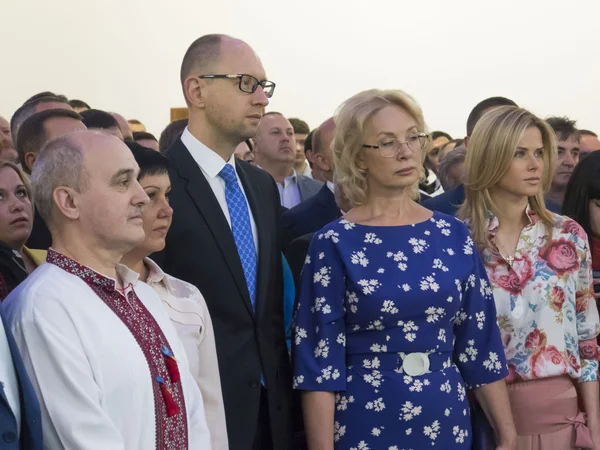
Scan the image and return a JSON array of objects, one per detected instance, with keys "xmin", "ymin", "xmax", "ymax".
[
  {"xmin": 120, "ymin": 143, "xmax": 228, "ymax": 450},
  {"xmin": 0, "ymin": 161, "xmax": 45, "ymax": 300},
  {"xmin": 460, "ymin": 106, "xmax": 600, "ymax": 449}
]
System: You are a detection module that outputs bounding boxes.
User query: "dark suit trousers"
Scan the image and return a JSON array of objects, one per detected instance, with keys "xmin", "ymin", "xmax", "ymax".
[{"xmin": 253, "ymin": 387, "xmax": 273, "ymax": 450}]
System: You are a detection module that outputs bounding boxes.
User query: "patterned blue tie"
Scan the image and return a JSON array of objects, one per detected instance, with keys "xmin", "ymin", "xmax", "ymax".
[{"xmin": 219, "ymin": 164, "xmax": 257, "ymax": 308}]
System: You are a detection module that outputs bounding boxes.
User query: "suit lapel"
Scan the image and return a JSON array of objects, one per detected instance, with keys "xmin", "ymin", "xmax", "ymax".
[
  {"xmin": 236, "ymin": 161, "xmax": 272, "ymax": 319},
  {"xmin": 297, "ymin": 176, "xmax": 306, "ymax": 202},
  {"xmin": 168, "ymin": 141, "xmax": 255, "ymax": 317}
]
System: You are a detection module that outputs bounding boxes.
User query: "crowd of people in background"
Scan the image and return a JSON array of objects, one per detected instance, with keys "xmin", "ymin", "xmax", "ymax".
[{"xmin": 1, "ymin": 32, "xmax": 600, "ymax": 450}]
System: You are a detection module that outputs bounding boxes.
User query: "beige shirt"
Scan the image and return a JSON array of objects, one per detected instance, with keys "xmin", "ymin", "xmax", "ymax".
[{"xmin": 144, "ymin": 258, "xmax": 229, "ymax": 450}]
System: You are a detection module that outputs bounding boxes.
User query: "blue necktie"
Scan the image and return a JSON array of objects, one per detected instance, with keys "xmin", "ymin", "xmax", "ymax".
[{"xmin": 219, "ymin": 164, "xmax": 257, "ymax": 308}]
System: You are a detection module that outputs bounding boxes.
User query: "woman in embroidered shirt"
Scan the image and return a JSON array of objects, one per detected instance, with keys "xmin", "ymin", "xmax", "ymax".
[
  {"xmin": 459, "ymin": 106, "xmax": 600, "ymax": 450},
  {"xmin": 0, "ymin": 160, "xmax": 46, "ymax": 301},
  {"xmin": 120, "ymin": 142, "xmax": 228, "ymax": 450},
  {"xmin": 293, "ymin": 89, "xmax": 516, "ymax": 450}
]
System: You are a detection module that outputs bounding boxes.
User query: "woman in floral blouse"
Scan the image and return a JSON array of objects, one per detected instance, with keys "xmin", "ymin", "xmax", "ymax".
[{"xmin": 460, "ymin": 106, "xmax": 600, "ymax": 450}]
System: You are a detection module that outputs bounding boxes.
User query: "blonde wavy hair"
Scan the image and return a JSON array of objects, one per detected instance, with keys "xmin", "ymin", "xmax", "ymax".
[
  {"xmin": 458, "ymin": 106, "xmax": 556, "ymax": 251},
  {"xmin": 332, "ymin": 89, "xmax": 428, "ymax": 207}
]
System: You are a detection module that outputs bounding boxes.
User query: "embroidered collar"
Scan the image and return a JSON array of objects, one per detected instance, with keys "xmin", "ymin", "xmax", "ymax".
[
  {"xmin": 486, "ymin": 203, "xmax": 539, "ymax": 236},
  {"xmin": 144, "ymin": 257, "xmax": 174, "ymax": 294},
  {"xmin": 46, "ymin": 249, "xmax": 140, "ymax": 292}
]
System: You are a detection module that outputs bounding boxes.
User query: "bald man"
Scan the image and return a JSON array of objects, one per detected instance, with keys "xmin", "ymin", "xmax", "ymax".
[
  {"xmin": 2, "ymin": 130, "xmax": 210, "ymax": 449},
  {"xmin": 154, "ymin": 34, "xmax": 293, "ymax": 450},
  {"xmin": 110, "ymin": 112, "xmax": 134, "ymax": 141}
]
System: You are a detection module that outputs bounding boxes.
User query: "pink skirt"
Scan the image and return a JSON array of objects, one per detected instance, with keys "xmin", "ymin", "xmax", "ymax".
[{"xmin": 507, "ymin": 376, "xmax": 593, "ymax": 450}]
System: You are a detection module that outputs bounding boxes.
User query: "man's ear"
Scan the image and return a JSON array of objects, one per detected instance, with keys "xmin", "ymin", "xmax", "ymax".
[
  {"xmin": 314, "ymin": 153, "xmax": 332, "ymax": 172},
  {"xmin": 183, "ymin": 75, "xmax": 206, "ymax": 109},
  {"xmin": 53, "ymin": 186, "xmax": 80, "ymax": 221},
  {"xmin": 463, "ymin": 136, "xmax": 470, "ymax": 149},
  {"xmin": 25, "ymin": 152, "xmax": 37, "ymax": 173}
]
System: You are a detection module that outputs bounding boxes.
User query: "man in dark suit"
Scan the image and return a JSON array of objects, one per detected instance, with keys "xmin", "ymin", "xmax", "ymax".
[
  {"xmin": 0, "ymin": 316, "xmax": 42, "ymax": 449},
  {"xmin": 253, "ymin": 112, "xmax": 323, "ymax": 209},
  {"xmin": 422, "ymin": 96, "xmax": 561, "ymax": 215},
  {"xmin": 281, "ymin": 118, "xmax": 341, "ymax": 247},
  {"xmin": 154, "ymin": 34, "xmax": 292, "ymax": 450},
  {"xmin": 422, "ymin": 96, "xmax": 518, "ymax": 216}
]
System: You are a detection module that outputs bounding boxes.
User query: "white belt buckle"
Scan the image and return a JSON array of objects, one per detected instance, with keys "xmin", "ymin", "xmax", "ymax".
[{"xmin": 402, "ymin": 352, "xmax": 430, "ymax": 376}]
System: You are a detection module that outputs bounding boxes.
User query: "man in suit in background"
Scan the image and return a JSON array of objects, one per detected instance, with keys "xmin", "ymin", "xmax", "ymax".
[
  {"xmin": 422, "ymin": 96, "xmax": 518, "ymax": 215},
  {"xmin": 281, "ymin": 117, "xmax": 340, "ymax": 247},
  {"xmin": 155, "ymin": 34, "xmax": 292, "ymax": 450},
  {"xmin": 253, "ymin": 112, "xmax": 323, "ymax": 209},
  {"xmin": 0, "ymin": 316, "xmax": 42, "ymax": 450}
]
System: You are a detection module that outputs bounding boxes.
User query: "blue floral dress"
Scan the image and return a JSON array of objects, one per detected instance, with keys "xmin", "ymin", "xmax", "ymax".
[{"xmin": 293, "ymin": 213, "xmax": 508, "ymax": 449}]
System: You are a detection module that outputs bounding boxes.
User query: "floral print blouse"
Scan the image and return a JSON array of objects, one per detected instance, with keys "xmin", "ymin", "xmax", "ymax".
[{"xmin": 481, "ymin": 207, "xmax": 600, "ymax": 383}]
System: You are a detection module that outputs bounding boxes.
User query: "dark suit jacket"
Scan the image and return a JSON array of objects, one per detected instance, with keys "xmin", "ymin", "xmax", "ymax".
[
  {"xmin": 296, "ymin": 176, "xmax": 323, "ymax": 203},
  {"xmin": 281, "ymin": 185, "xmax": 341, "ymax": 248},
  {"xmin": 1, "ymin": 315, "xmax": 42, "ymax": 450},
  {"xmin": 421, "ymin": 184, "xmax": 562, "ymax": 216},
  {"xmin": 154, "ymin": 139, "xmax": 293, "ymax": 450}
]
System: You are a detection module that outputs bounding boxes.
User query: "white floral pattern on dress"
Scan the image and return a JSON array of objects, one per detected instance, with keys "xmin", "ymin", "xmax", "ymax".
[{"xmin": 293, "ymin": 213, "xmax": 507, "ymax": 449}]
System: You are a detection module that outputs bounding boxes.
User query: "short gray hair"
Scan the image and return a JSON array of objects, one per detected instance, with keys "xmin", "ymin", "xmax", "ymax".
[
  {"xmin": 437, "ymin": 145, "xmax": 466, "ymax": 191},
  {"xmin": 31, "ymin": 133, "xmax": 88, "ymax": 229}
]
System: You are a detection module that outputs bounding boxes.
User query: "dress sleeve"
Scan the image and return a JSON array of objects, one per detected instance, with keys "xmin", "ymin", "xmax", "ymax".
[
  {"xmin": 574, "ymin": 236, "xmax": 600, "ymax": 383},
  {"xmin": 453, "ymin": 231, "xmax": 508, "ymax": 390},
  {"xmin": 292, "ymin": 232, "xmax": 347, "ymax": 392}
]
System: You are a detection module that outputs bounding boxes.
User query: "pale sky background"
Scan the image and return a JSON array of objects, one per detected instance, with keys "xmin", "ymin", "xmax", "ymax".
[{"xmin": 2, "ymin": 0, "xmax": 599, "ymax": 138}]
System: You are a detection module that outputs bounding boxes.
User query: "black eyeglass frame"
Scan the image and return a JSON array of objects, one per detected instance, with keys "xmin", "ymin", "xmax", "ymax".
[{"xmin": 198, "ymin": 74, "xmax": 276, "ymax": 98}]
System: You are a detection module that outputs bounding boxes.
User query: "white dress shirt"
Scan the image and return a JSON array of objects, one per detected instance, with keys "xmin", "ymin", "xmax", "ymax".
[
  {"xmin": 144, "ymin": 257, "xmax": 229, "ymax": 450},
  {"xmin": 0, "ymin": 318, "xmax": 20, "ymax": 436},
  {"xmin": 1, "ymin": 259, "xmax": 211, "ymax": 450},
  {"xmin": 277, "ymin": 170, "xmax": 302, "ymax": 209},
  {"xmin": 181, "ymin": 128, "xmax": 258, "ymax": 252}
]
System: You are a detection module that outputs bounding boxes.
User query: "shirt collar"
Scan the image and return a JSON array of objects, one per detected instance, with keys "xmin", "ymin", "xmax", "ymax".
[
  {"xmin": 287, "ymin": 169, "xmax": 298, "ymax": 183},
  {"xmin": 256, "ymin": 165, "xmax": 297, "ymax": 184},
  {"xmin": 180, "ymin": 127, "xmax": 236, "ymax": 179},
  {"xmin": 47, "ymin": 248, "xmax": 140, "ymax": 292},
  {"xmin": 143, "ymin": 257, "xmax": 173, "ymax": 294},
  {"xmin": 486, "ymin": 203, "xmax": 539, "ymax": 235}
]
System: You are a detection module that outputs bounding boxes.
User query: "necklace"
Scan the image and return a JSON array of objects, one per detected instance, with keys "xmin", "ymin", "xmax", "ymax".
[{"xmin": 495, "ymin": 241, "xmax": 516, "ymax": 267}]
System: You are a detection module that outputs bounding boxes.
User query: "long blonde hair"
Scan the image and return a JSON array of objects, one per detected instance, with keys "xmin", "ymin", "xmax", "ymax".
[
  {"xmin": 458, "ymin": 106, "xmax": 556, "ymax": 251},
  {"xmin": 332, "ymin": 89, "xmax": 429, "ymax": 207}
]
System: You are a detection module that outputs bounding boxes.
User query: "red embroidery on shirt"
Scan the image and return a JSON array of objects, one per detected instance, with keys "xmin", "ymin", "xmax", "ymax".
[{"xmin": 47, "ymin": 250, "xmax": 188, "ymax": 450}]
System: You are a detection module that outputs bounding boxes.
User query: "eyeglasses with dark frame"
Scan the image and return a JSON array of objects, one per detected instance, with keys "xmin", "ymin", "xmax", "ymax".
[
  {"xmin": 198, "ymin": 74, "xmax": 276, "ymax": 98},
  {"xmin": 362, "ymin": 133, "xmax": 429, "ymax": 158}
]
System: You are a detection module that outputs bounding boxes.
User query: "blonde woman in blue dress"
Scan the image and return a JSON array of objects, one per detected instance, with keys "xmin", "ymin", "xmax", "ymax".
[{"xmin": 293, "ymin": 89, "xmax": 517, "ymax": 450}]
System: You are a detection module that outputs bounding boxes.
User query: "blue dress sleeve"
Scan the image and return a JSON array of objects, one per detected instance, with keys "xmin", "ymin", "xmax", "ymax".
[
  {"xmin": 292, "ymin": 231, "xmax": 347, "ymax": 392},
  {"xmin": 453, "ymin": 230, "xmax": 508, "ymax": 389}
]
